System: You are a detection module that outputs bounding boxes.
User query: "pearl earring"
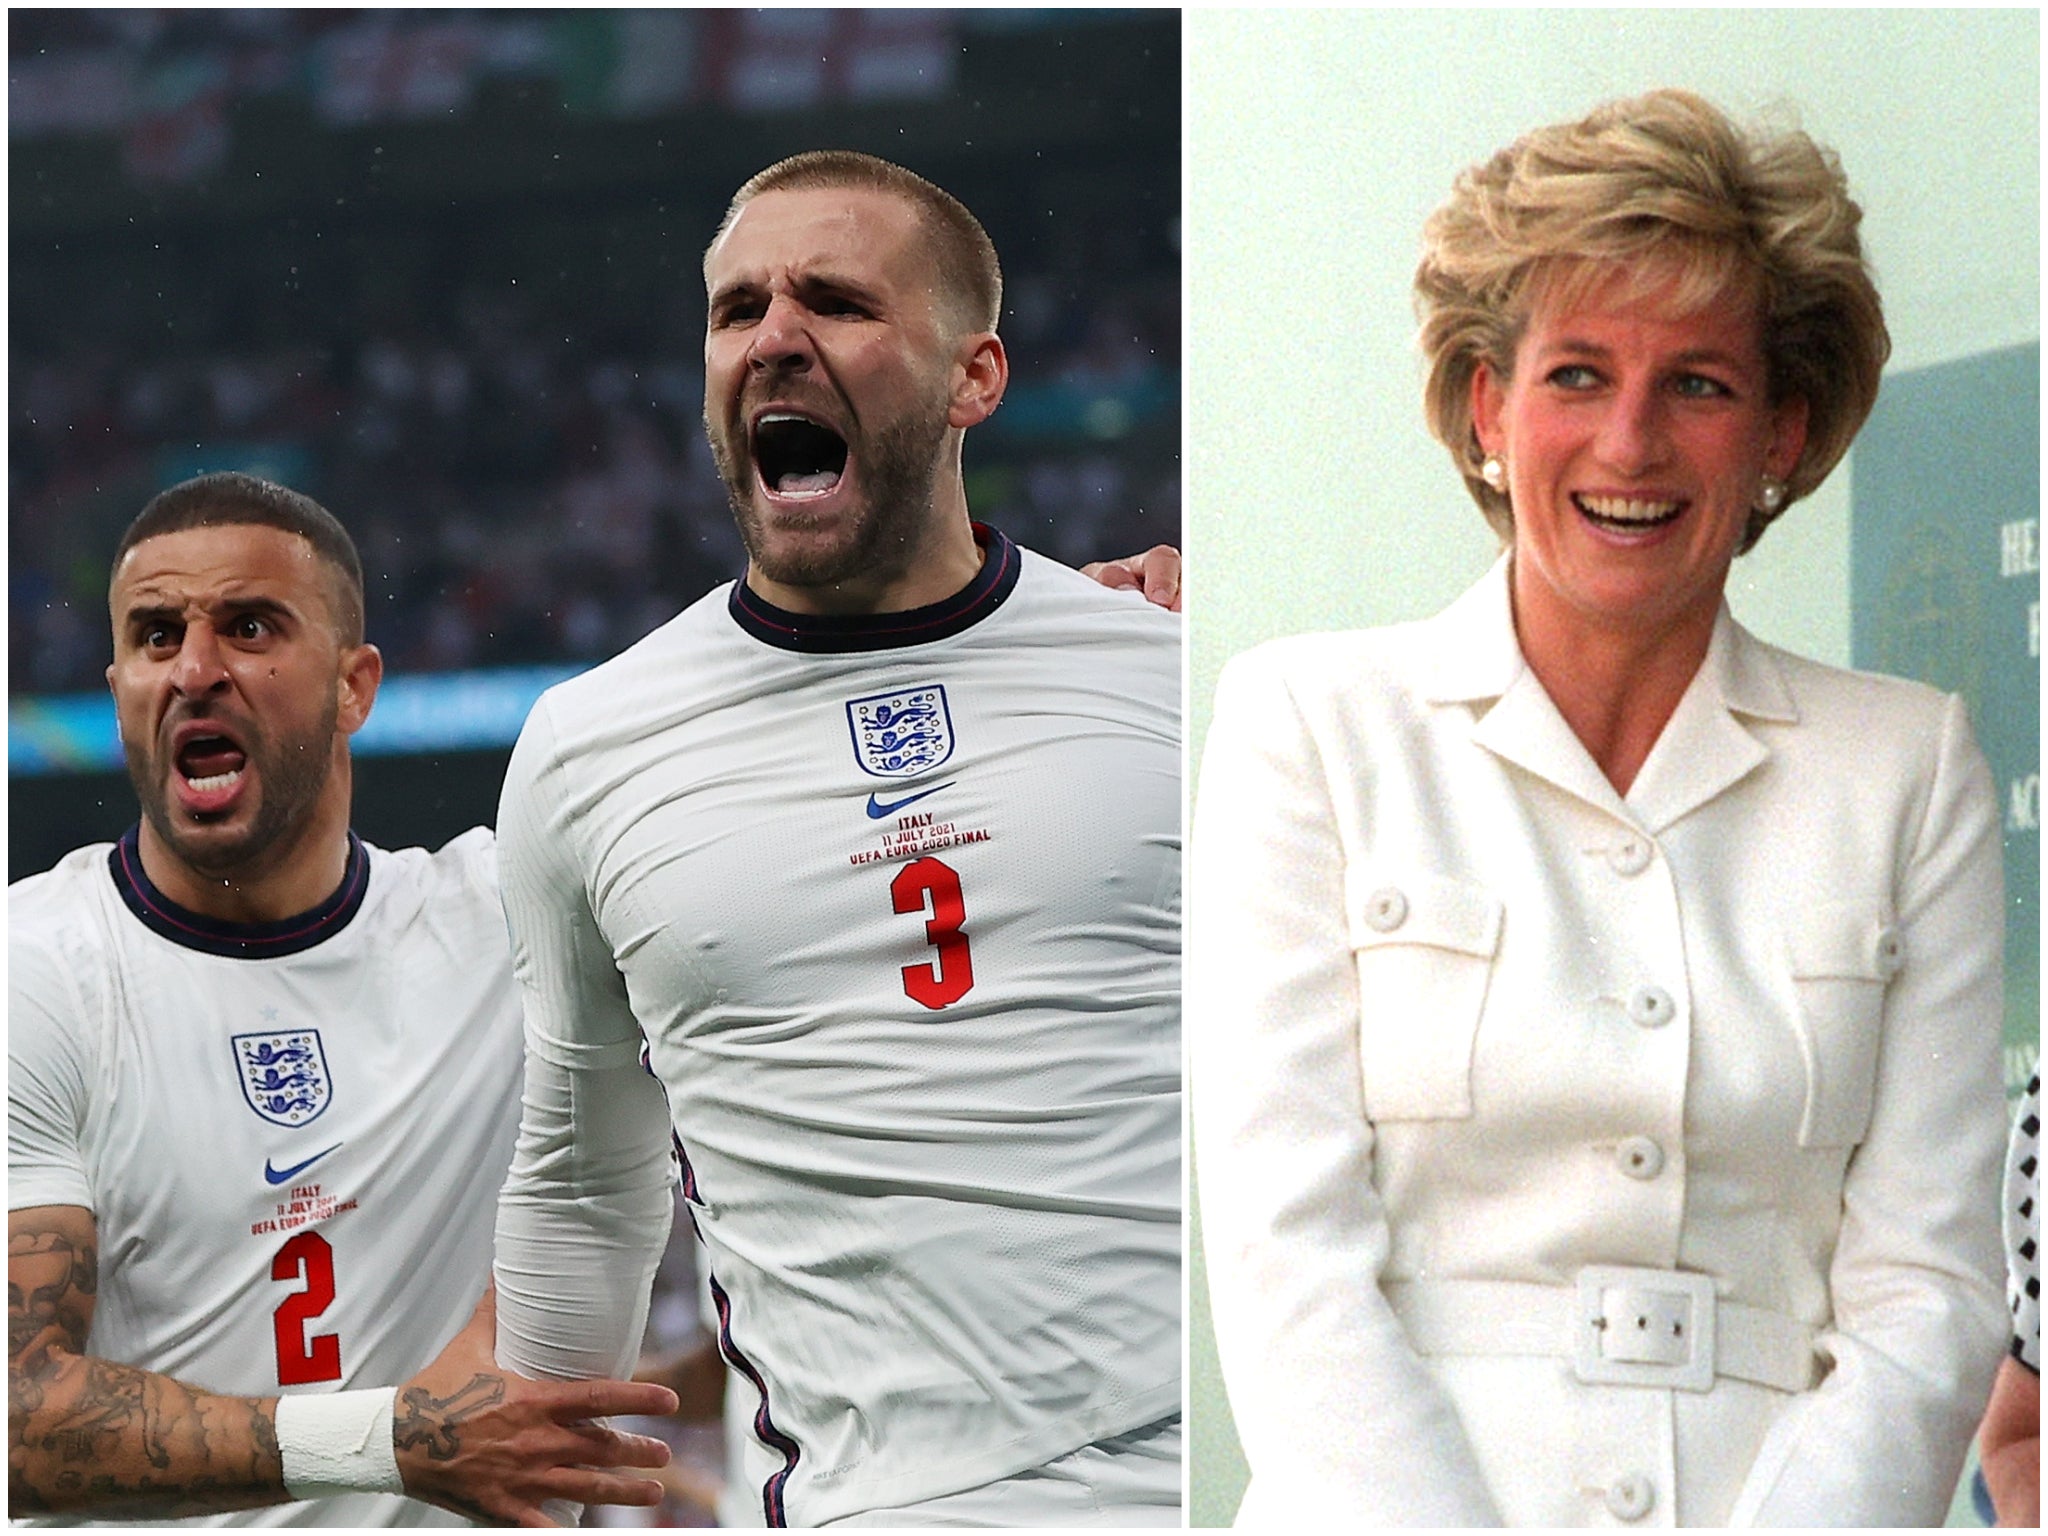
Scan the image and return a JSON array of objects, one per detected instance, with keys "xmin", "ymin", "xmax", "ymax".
[
  {"xmin": 1756, "ymin": 476, "xmax": 1788, "ymax": 515},
  {"xmin": 1480, "ymin": 456, "xmax": 1507, "ymax": 493}
]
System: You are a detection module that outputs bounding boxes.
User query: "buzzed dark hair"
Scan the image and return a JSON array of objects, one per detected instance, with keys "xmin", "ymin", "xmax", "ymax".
[
  {"xmin": 710, "ymin": 150, "xmax": 1004, "ymax": 335},
  {"xmin": 112, "ymin": 472, "xmax": 367, "ymax": 645}
]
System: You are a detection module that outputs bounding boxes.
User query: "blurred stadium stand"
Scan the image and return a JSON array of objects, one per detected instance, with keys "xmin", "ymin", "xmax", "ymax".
[{"xmin": 11, "ymin": 8, "xmax": 1180, "ymax": 882}]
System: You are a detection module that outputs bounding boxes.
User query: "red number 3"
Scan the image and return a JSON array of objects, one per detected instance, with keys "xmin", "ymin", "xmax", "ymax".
[
  {"xmin": 892, "ymin": 856, "xmax": 975, "ymax": 1009},
  {"xmin": 271, "ymin": 1231, "xmax": 342, "ymax": 1386}
]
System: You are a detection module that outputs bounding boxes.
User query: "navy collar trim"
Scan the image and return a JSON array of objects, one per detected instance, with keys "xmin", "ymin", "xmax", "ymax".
[
  {"xmin": 727, "ymin": 523, "xmax": 1022, "ymax": 654},
  {"xmin": 108, "ymin": 825, "xmax": 372, "ymax": 959}
]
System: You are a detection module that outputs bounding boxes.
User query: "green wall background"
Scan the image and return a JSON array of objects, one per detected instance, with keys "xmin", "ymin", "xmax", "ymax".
[
  {"xmin": 1852, "ymin": 344, "xmax": 2041, "ymax": 1096},
  {"xmin": 1184, "ymin": 9, "xmax": 2040, "ymax": 1525}
]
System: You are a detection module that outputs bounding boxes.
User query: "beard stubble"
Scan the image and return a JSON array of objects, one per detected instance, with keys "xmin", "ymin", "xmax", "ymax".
[{"xmin": 710, "ymin": 395, "xmax": 954, "ymax": 594}]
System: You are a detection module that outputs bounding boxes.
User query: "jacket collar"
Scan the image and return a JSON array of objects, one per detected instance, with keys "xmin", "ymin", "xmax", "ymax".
[{"xmin": 1420, "ymin": 553, "xmax": 1798, "ymax": 832}]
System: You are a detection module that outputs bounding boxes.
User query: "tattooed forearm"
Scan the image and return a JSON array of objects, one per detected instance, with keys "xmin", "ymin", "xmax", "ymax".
[
  {"xmin": 10, "ymin": 1225, "xmax": 95, "ymax": 1362},
  {"xmin": 10, "ymin": 1338, "xmax": 287, "ymax": 1519},
  {"xmin": 8, "ymin": 1210, "xmax": 286, "ymax": 1519}
]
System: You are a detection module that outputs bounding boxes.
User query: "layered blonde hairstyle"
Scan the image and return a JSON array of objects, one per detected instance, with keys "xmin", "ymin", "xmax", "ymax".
[{"xmin": 1416, "ymin": 89, "xmax": 1888, "ymax": 551}]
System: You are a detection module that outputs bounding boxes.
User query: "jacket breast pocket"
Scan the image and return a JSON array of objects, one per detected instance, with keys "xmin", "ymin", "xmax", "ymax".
[
  {"xmin": 1786, "ymin": 901, "xmax": 1902, "ymax": 1149},
  {"xmin": 1346, "ymin": 868, "xmax": 1502, "ymax": 1122}
]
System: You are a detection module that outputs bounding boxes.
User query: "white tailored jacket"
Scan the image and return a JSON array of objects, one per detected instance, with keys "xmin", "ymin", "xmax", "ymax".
[{"xmin": 1192, "ymin": 557, "xmax": 2008, "ymax": 1528}]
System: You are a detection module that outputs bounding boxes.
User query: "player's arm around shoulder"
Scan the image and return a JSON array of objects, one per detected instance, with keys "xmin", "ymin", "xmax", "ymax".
[
  {"xmin": 1080, "ymin": 542, "xmax": 1182, "ymax": 612},
  {"xmin": 8, "ymin": 1202, "xmax": 288, "ymax": 1519}
]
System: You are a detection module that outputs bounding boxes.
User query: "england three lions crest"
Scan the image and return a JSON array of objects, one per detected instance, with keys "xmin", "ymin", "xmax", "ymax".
[
  {"xmin": 232, "ymin": 1029, "xmax": 332, "ymax": 1128},
  {"xmin": 846, "ymin": 684, "xmax": 955, "ymax": 779}
]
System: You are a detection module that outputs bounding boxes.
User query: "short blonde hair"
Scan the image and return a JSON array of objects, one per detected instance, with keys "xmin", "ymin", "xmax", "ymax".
[
  {"xmin": 1415, "ymin": 89, "xmax": 1888, "ymax": 551},
  {"xmin": 709, "ymin": 150, "xmax": 1003, "ymax": 335}
]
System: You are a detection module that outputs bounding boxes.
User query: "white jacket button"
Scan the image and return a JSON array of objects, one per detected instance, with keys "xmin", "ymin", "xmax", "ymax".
[
  {"xmin": 1874, "ymin": 926, "xmax": 1905, "ymax": 978},
  {"xmin": 1364, "ymin": 887, "xmax": 1408, "ymax": 933},
  {"xmin": 1617, "ymin": 1136, "xmax": 1665, "ymax": 1180},
  {"xmin": 1608, "ymin": 837, "xmax": 1652, "ymax": 876},
  {"xmin": 1627, "ymin": 986, "xmax": 1675, "ymax": 1028},
  {"xmin": 1605, "ymin": 1472, "xmax": 1654, "ymax": 1521}
]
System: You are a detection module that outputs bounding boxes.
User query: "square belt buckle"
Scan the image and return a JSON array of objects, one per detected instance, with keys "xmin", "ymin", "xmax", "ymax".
[{"xmin": 1572, "ymin": 1265, "xmax": 1716, "ymax": 1393}]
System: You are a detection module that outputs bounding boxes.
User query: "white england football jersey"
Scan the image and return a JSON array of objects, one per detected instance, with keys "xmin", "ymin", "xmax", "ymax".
[
  {"xmin": 9, "ymin": 827, "xmax": 524, "ymax": 1528},
  {"xmin": 494, "ymin": 526, "xmax": 1181, "ymax": 1527}
]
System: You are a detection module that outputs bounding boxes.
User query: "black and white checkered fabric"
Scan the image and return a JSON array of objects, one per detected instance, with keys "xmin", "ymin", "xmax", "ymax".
[{"xmin": 2006, "ymin": 1069, "xmax": 2039, "ymax": 1374}]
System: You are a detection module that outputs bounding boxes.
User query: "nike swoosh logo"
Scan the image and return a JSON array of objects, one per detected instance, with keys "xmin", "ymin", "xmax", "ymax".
[
  {"xmin": 866, "ymin": 782, "xmax": 954, "ymax": 819},
  {"xmin": 264, "ymin": 1145, "xmax": 341, "ymax": 1185}
]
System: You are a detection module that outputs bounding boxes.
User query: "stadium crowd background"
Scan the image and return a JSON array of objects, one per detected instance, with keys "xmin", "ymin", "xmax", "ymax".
[{"xmin": 11, "ymin": 8, "xmax": 1179, "ymax": 884}]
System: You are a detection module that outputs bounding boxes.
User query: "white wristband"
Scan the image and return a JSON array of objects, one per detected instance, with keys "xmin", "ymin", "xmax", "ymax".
[{"xmin": 274, "ymin": 1387, "xmax": 403, "ymax": 1499}]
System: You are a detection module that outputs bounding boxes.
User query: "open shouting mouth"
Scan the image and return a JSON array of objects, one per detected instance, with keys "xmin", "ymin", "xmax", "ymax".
[
  {"xmin": 753, "ymin": 411, "xmax": 849, "ymax": 501},
  {"xmin": 171, "ymin": 718, "xmax": 251, "ymax": 815}
]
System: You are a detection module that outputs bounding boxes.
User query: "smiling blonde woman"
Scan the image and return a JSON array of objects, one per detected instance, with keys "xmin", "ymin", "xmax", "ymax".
[{"xmin": 1192, "ymin": 90, "xmax": 2007, "ymax": 1527}]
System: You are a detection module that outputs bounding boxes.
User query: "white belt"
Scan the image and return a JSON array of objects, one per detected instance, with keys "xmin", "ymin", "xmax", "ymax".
[{"xmin": 1384, "ymin": 1267, "xmax": 1820, "ymax": 1395}]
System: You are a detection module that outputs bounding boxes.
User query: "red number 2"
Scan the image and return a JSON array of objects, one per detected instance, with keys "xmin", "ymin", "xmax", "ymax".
[
  {"xmin": 891, "ymin": 856, "xmax": 975, "ymax": 1009},
  {"xmin": 271, "ymin": 1231, "xmax": 342, "ymax": 1386}
]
